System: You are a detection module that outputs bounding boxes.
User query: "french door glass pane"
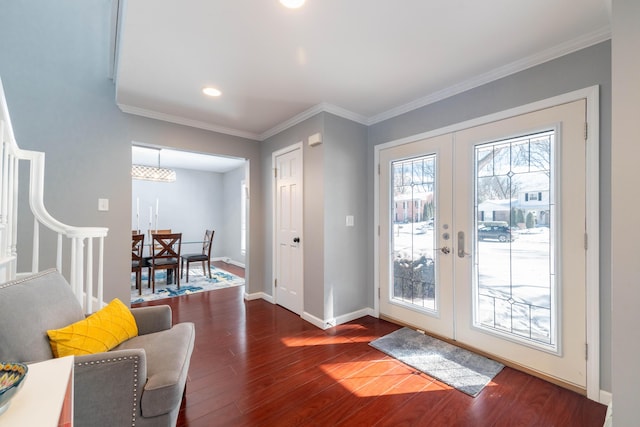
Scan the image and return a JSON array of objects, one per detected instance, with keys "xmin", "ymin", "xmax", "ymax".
[
  {"xmin": 391, "ymin": 155, "xmax": 437, "ymax": 312},
  {"xmin": 474, "ymin": 130, "xmax": 556, "ymax": 347}
]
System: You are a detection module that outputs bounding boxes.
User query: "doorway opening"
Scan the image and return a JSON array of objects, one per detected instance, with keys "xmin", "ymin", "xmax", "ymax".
[{"xmin": 131, "ymin": 145, "xmax": 249, "ymax": 297}]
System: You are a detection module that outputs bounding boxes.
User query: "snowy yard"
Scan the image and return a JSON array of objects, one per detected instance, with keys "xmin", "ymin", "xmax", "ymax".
[{"xmin": 392, "ymin": 223, "xmax": 553, "ymax": 345}]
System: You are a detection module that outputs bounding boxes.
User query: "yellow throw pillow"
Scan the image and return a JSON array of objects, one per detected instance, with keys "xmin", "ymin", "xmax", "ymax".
[{"xmin": 47, "ymin": 298, "xmax": 138, "ymax": 357}]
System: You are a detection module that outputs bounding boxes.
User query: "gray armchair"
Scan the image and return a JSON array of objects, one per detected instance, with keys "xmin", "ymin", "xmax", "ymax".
[{"xmin": 0, "ymin": 269, "xmax": 195, "ymax": 427}]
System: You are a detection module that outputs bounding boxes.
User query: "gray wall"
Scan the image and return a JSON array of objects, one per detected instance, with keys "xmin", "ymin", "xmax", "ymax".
[
  {"xmin": 323, "ymin": 114, "xmax": 368, "ymax": 320},
  {"xmin": 261, "ymin": 112, "xmax": 368, "ymax": 322},
  {"xmin": 132, "ymin": 167, "xmax": 236, "ymax": 260},
  {"xmin": 0, "ymin": 0, "xmax": 131, "ymax": 303},
  {"xmin": 611, "ymin": 0, "xmax": 639, "ymax": 422},
  {"xmin": 0, "ymin": 0, "xmax": 264, "ymax": 305},
  {"xmin": 221, "ymin": 165, "xmax": 247, "ymax": 265},
  {"xmin": 368, "ymin": 41, "xmax": 612, "ymax": 392}
]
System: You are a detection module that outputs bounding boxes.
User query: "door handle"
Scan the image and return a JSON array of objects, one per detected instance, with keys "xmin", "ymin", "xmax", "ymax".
[
  {"xmin": 293, "ymin": 237, "xmax": 300, "ymax": 243},
  {"xmin": 458, "ymin": 231, "xmax": 470, "ymax": 258},
  {"xmin": 435, "ymin": 247, "xmax": 450, "ymax": 255}
]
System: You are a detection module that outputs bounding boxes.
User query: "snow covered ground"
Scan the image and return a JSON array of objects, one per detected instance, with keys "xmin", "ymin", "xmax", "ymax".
[{"xmin": 392, "ymin": 222, "xmax": 554, "ymax": 345}]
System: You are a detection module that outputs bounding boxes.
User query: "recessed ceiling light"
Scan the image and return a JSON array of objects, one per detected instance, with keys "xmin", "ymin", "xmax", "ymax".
[
  {"xmin": 280, "ymin": 0, "xmax": 305, "ymax": 9},
  {"xmin": 202, "ymin": 87, "xmax": 222, "ymax": 97}
]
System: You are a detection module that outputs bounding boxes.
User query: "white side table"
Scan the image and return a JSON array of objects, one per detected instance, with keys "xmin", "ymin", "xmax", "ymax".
[{"xmin": 0, "ymin": 356, "xmax": 74, "ymax": 427}]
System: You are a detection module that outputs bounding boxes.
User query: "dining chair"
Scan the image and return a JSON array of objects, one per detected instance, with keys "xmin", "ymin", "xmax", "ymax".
[
  {"xmin": 131, "ymin": 233, "xmax": 147, "ymax": 295},
  {"xmin": 181, "ymin": 229, "xmax": 215, "ymax": 283},
  {"xmin": 149, "ymin": 232, "xmax": 182, "ymax": 293},
  {"xmin": 141, "ymin": 229, "xmax": 172, "ymax": 289},
  {"xmin": 148, "ymin": 229, "xmax": 171, "ymax": 252}
]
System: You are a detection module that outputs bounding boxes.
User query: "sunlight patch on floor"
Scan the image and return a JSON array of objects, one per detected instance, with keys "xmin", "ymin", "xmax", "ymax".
[
  {"xmin": 318, "ymin": 361, "xmax": 447, "ymax": 397},
  {"xmin": 280, "ymin": 335, "xmax": 352, "ymax": 347}
]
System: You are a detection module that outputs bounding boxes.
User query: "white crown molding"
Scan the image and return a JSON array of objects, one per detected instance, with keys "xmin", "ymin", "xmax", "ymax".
[
  {"xmin": 368, "ymin": 26, "xmax": 611, "ymax": 125},
  {"xmin": 258, "ymin": 103, "xmax": 325, "ymax": 141},
  {"xmin": 258, "ymin": 102, "xmax": 369, "ymax": 141},
  {"xmin": 118, "ymin": 27, "xmax": 610, "ymax": 141},
  {"xmin": 320, "ymin": 103, "xmax": 369, "ymax": 126},
  {"xmin": 117, "ymin": 103, "xmax": 262, "ymax": 141}
]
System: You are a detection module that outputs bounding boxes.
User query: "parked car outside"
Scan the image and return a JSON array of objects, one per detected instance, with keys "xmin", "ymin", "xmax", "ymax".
[{"xmin": 478, "ymin": 222, "xmax": 515, "ymax": 242}]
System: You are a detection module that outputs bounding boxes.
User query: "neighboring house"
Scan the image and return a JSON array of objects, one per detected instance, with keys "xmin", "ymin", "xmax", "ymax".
[
  {"xmin": 478, "ymin": 190, "xmax": 550, "ymax": 226},
  {"xmin": 1, "ymin": 1, "xmax": 639, "ymax": 422},
  {"xmin": 393, "ymin": 192, "xmax": 433, "ymax": 223}
]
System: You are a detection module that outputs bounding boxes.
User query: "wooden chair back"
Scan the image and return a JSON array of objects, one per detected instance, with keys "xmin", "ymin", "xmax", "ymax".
[
  {"xmin": 151, "ymin": 232, "xmax": 182, "ymax": 261},
  {"xmin": 149, "ymin": 229, "xmax": 171, "ymax": 235},
  {"xmin": 202, "ymin": 229, "xmax": 215, "ymax": 257},
  {"xmin": 131, "ymin": 233, "xmax": 146, "ymax": 294},
  {"xmin": 132, "ymin": 233, "xmax": 145, "ymax": 263},
  {"xmin": 149, "ymin": 229, "xmax": 172, "ymax": 252},
  {"xmin": 149, "ymin": 232, "xmax": 182, "ymax": 292}
]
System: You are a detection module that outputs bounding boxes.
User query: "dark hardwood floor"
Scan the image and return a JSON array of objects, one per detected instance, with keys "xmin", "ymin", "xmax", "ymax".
[
  {"xmin": 212, "ymin": 261, "xmax": 245, "ymax": 279},
  {"xmin": 133, "ymin": 267, "xmax": 606, "ymax": 426}
]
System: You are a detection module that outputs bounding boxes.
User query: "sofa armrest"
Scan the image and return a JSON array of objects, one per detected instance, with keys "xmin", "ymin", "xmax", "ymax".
[
  {"xmin": 131, "ymin": 305, "xmax": 172, "ymax": 334},
  {"xmin": 74, "ymin": 349, "xmax": 148, "ymax": 427}
]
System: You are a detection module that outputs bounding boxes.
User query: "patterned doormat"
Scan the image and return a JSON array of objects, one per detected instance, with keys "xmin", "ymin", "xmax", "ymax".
[
  {"xmin": 131, "ymin": 266, "xmax": 244, "ymax": 304},
  {"xmin": 370, "ymin": 327, "xmax": 504, "ymax": 397}
]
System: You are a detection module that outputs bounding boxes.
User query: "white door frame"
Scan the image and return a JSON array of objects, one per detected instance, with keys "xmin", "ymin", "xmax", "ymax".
[
  {"xmin": 374, "ymin": 86, "xmax": 600, "ymax": 400},
  {"xmin": 272, "ymin": 142, "xmax": 304, "ymax": 311}
]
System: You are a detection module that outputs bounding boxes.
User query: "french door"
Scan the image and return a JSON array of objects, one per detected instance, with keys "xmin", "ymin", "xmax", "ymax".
[
  {"xmin": 379, "ymin": 133, "xmax": 454, "ymax": 339},
  {"xmin": 378, "ymin": 100, "xmax": 588, "ymax": 390}
]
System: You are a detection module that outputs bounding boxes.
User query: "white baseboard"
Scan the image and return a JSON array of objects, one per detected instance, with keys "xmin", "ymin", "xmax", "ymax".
[
  {"xmin": 244, "ymin": 291, "xmax": 274, "ymax": 303},
  {"xmin": 301, "ymin": 311, "xmax": 329, "ymax": 329},
  {"xmin": 302, "ymin": 307, "xmax": 376, "ymax": 330},
  {"xmin": 599, "ymin": 389, "xmax": 612, "ymax": 405},
  {"xmin": 241, "ymin": 293, "xmax": 374, "ymax": 330},
  {"xmin": 334, "ymin": 307, "xmax": 376, "ymax": 326},
  {"xmin": 212, "ymin": 256, "xmax": 245, "ymax": 269}
]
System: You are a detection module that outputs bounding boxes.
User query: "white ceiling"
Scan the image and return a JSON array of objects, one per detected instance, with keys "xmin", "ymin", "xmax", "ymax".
[
  {"xmin": 132, "ymin": 145, "xmax": 245, "ymax": 173},
  {"xmin": 115, "ymin": 0, "xmax": 611, "ymax": 142}
]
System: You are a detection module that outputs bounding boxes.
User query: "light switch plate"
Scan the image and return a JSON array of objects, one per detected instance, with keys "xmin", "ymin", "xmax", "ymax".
[
  {"xmin": 346, "ymin": 215, "xmax": 354, "ymax": 227},
  {"xmin": 98, "ymin": 198, "xmax": 109, "ymax": 211}
]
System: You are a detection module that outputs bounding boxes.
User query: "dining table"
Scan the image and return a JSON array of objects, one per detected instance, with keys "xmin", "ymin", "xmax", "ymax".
[{"xmin": 143, "ymin": 239, "xmax": 205, "ymax": 286}]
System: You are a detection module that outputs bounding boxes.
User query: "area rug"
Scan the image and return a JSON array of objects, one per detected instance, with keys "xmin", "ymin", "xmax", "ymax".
[
  {"xmin": 369, "ymin": 327, "xmax": 504, "ymax": 397},
  {"xmin": 131, "ymin": 266, "xmax": 244, "ymax": 304}
]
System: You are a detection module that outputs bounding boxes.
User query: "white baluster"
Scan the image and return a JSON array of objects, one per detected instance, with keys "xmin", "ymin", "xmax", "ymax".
[
  {"xmin": 1, "ymin": 78, "xmax": 108, "ymax": 297},
  {"xmin": 85, "ymin": 238, "xmax": 93, "ymax": 313},
  {"xmin": 32, "ymin": 218, "xmax": 39, "ymax": 274},
  {"xmin": 97, "ymin": 236, "xmax": 105, "ymax": 309}
]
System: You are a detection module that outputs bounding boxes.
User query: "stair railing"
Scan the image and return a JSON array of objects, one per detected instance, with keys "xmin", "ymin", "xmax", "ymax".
[{"xmin": 0, "ymin": 77, "xmax": 108, "ymax": 313}]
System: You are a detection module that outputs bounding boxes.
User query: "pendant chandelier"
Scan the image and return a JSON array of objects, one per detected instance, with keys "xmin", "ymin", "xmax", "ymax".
[{"xmin": 132, "ymin": 148, "xmax": 176, "ymax": 182}]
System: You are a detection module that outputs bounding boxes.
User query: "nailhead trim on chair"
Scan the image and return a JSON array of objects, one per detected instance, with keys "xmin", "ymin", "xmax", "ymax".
[
  {"xmin": 0, "ymin": 268, "xmax": 57, "ymax": 289},
  {"xmin": 75, "ymin": 355, "xmax": 140, "ymax": 426}
]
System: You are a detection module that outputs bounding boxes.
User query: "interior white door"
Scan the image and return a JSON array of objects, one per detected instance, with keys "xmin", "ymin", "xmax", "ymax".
[
  {"xmin": 378, "ymin": 99, "xmax": 588, "ymax": 391},
  {"xmin": 378, "ymin": 133, "xmax": 454, "ymax": 339},
  {"xmin": 274, "ymin": 145, "xmax": 303, "ymax": 314}
]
